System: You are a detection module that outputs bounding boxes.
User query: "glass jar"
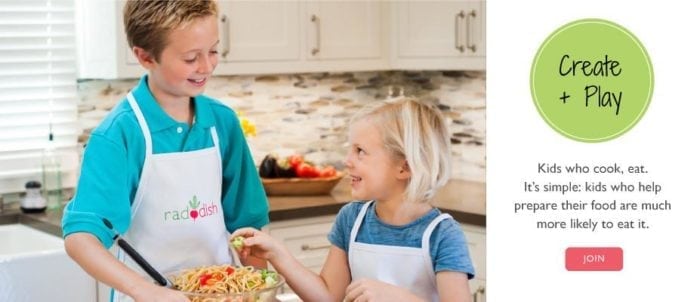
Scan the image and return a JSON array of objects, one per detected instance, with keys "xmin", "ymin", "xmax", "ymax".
[{"xmin": 42, "ymin": 134, "xmax": 63, "ymax": 209}]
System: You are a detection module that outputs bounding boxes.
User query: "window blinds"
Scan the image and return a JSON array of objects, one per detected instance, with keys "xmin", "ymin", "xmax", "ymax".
[{"xmin": 0, "ymin": 0, "xmax": 79, "ymax": 194}]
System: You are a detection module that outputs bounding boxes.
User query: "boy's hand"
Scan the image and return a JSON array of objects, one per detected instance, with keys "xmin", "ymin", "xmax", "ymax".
[
  {"xmin": 230, "ymin": 228, "xmax": 282, "ymax": 262},
  {"xmin": 131, "ymin": 282, "xmax": 189, "ymax": 302}
]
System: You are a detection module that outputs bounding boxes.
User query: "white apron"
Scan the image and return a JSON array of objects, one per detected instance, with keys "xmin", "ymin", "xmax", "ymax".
[
  {"xmin": 113, "ymin": 92, "xmax": 232, "ymax": 302},
  {"xmin": 348, "ymin": 201, "xmax": 451, "ymax": 302}
]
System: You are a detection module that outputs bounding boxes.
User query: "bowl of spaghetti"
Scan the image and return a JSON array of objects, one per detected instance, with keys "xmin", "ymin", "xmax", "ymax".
[{"xmin": 168, "ymin": 264, "xmax": 285, "ymax": 302}]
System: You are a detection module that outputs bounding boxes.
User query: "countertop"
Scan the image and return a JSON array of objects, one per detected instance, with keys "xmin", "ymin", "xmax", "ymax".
[
  {"xmin": 0, "ymin": 178, "xmax": 485, "ymax": 237},
  {"xmin": 269, "ymin": 178, "xmax": 485, "ymax": 226}
]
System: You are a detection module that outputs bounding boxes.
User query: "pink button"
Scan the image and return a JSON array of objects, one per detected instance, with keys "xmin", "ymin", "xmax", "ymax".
[{"xmin": 565, "ymin": 247, "xmax": 623, "ymax": 271}]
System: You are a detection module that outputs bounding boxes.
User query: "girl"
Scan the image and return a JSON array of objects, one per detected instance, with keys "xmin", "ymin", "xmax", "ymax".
[{"xmin": 234, "ymin": 99, "xmax": 474, "ymax": 302}]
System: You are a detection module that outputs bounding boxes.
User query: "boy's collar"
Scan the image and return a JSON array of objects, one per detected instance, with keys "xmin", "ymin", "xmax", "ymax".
[{"xmin": 132, "ymin": 75, "xmax": 214, "ymax": 131}]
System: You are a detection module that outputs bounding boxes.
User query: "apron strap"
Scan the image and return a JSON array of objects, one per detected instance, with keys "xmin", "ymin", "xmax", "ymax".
[
  {"xmin": 349, "ymin": 201, "xmax": 373, "ymax": 244},
  {"xmin": 348, "ymin": 200, "xmax": 373, "ymax": 269},
  {"xmin": 126, "ymin": 92, "xmax": 153, "ymax": 155},
  {"xmin": 210, "ymin": 127, "xmax": 220, "ymax": 149},
  {"xmin": 420, "ymin": 213, "xmax": 452, "ymax": 288}
]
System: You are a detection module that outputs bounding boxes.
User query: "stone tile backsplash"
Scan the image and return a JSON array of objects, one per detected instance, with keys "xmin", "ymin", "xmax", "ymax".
[{"xmin": 77, "ymin": 71, "xmax": 485, "ymax": 182}]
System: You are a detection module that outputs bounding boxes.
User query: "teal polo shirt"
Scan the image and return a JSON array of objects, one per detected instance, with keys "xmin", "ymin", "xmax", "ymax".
[{"xmin": 62, "ymin": 75, "xmax": 269, "ymax": 248}]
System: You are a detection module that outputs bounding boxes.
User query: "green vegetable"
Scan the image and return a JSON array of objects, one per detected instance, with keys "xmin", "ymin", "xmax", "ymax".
[
  {"xmin": 260, "ymin": 269, "xmax": 277, "ymax": 287},
  {"xmin": 230, "ymin": 236, "xmax": 245, "ymax": 251},
  {"xmin": 265, "ymin": 275, "xmax": 276, "ymax": 287}
]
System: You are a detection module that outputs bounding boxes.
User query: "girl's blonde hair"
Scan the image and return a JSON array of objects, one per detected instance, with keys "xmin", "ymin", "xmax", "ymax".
[
  {"xmin": 350, "ymin": 98, "xmax": 451, "ymax": 203},
  {"xmin": 123, "ymin": 0, "xmax": 218, "ymax": 62}
]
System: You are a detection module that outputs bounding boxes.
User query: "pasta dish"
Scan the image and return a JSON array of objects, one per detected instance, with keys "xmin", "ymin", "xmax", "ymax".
[{"xmin": 171, "ymin": 264, "xmax": 280, "ymax": 296}]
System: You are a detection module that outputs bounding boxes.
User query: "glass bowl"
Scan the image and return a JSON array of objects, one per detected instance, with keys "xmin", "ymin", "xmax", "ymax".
[{"xmin": 166, "ymin": 267, "xmax": 286, "ymax": 302}]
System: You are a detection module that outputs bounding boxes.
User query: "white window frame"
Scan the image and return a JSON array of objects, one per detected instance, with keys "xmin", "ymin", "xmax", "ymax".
[{"xmin": 0, "ymin": 0, "xmax": 79, "ymax": 194}]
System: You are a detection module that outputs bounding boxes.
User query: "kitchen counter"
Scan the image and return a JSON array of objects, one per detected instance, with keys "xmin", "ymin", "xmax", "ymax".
[
  {"xmin": 269, "ymin": 178, "xmax": 486, "ymax": 226},
  {"xmin": 0, "ymin": 178, "xmax": 485, "ymax": 237}
]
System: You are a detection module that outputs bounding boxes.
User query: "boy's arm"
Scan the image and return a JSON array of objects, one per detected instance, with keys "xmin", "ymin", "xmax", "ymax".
[
  {"xmin": 64, "ymin": 233, "xmax": 189, "ymax": 301},
  {"xmin": 220, "ymin": 108, "xmax": 270, "ymax": 233}
]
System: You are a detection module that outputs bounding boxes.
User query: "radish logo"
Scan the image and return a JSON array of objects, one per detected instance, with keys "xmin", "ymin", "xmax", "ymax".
[
  {"xmin": 163, "ymin": 195, "xmax": 219, "ymax": 222},
  {"xmin": 189, "ymin": 195, "xmax": 200, "ymax": 221}
]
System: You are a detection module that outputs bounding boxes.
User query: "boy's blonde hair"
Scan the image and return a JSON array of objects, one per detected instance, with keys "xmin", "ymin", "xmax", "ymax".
[
  {"xmin": 350, "ymin": 99, "xmax": 452, "ymax": 203},
  {"xmin": 123, "ymin": 0, "xmax": 218, "ymax": 62}
]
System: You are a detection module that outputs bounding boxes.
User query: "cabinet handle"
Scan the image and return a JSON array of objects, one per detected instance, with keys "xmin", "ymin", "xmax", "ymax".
[
  {"xmin": 454, "ymin": 10, "xmax": 465, "ymax": 53},
  {"xmin": 472, "ymin": 285, "xmax": 485, "ymax": 302},
  {"xmin": 311, "ymin": 14, "xmax": 320, "ymax": 55},
  {"xmin": 466, "ymin": 9, "xmax": 477, "ymax": 53},
  {"xmin": 221, "ymin": 14, "xmax": 231, "ymax": 58},
  {"xmin": 301, "ymin": 243, "xmax": 330, "ymax": 251}
]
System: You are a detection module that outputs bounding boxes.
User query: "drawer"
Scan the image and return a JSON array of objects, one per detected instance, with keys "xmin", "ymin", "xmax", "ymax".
[{"xmin": 269, "ymin": 215, "xmax": 335, "ymax": 269}]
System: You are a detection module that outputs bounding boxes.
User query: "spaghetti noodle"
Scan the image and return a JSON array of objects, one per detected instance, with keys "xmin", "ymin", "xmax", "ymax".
[{"xmin": 171, "ymin": 264, "xmax": 279, "ymax": 299}]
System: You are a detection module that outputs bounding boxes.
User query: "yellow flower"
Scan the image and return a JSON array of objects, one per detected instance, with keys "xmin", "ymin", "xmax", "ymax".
[
  {"xmin": 240, "ymin": 117, "xmax": 256, "ymax": 137},
  {"xmin": 234, "ymin": 110, "xmax": 256, "ymax": 137}
]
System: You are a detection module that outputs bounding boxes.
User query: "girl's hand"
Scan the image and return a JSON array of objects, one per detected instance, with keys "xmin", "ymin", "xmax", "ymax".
[
  {"xmin": 131, "ymin": 283, "xmax": 189, "ymax": 302},
  {"xmin": 345, "ymin": 279, "xmax": 422, "ymax": 302},
  {"xmin": 230, "ymin": 227, "xmax": 283, "ymax": 262}
]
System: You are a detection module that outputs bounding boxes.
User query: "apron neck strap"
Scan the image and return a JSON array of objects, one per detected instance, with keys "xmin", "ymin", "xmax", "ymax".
[
  {"xmin": 127, "ymin": 92, "xmax": 153, "ymax": 155},
  {"xmin": 349, "ymin": 201, "xmax": 373, "ymax": 243}
]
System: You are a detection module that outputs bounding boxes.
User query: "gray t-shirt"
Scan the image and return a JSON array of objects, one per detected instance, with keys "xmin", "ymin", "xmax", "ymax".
[{"xmin": 328, "ymin": 201, "xmax": 475, "ymax": 278}]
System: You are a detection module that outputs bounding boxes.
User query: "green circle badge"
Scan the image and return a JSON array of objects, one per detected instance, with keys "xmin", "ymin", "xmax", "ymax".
[{"xmin": 531, "ymin": 19, "xmax": 653, "ymax": 142}]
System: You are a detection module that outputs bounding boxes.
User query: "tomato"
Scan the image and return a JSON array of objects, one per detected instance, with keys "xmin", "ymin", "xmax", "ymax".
[
  {"xmin": 199, "ymin": 273, "xmax": 212, "ymax": 286},
  {"xmin": 288, "ymin": 154, "xmax": 304, "ymax": 169},
  {"xmin": 295, "ymin": 162, "xmax": 320, "ymax": 178},
  {"xmin": 319, "ymin": 166, "xmax": 337, "ymax": 178}
]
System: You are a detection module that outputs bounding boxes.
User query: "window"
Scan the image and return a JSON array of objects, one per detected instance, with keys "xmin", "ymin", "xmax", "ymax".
[{"xmin": 0, "ymin": 0, "xmax": 79, "ymax": 194}]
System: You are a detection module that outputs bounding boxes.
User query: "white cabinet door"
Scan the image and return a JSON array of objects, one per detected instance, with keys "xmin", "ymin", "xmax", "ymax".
[
  {"xmin": 269, "ymin": 215, "xmax": 336, "ymax": 271},
  {"xmin": 305, "ymin": 1, "xmax": 383, "ymax": 60},
  {"xmin": 470, "ymin": 278, "xmax": 487, "ymax": 302},
  {"xmin": 216, "ymin": 1, "xmax": 300, "ymax": 63},
  {"xmin": 76, "ymin": 0, "xmax": 143, "ymax": 79},
  {"xmin": 393, "ymin": 1, "xmax": 485, "ymax": 70},
  {"xmin": 269, "ymin": 215, "xmax": 336, "ymax": 295}
]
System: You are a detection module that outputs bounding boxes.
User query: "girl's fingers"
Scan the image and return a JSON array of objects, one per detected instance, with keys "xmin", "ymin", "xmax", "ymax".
[{"xmin": 231, "ymin": 227, "xmax": 257, "ymax": 238}]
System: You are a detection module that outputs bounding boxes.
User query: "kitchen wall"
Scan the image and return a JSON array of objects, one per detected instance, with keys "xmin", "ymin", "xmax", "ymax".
[{"xmin": 77, "ymin": 71, "xmax": 485, "ymax": 182}]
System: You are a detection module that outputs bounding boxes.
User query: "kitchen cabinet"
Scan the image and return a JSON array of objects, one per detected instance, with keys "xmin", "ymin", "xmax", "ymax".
[
  {"xmin": 76, "ymin": 1, "xmax": 487, "ymax": 78},
  {"xmin": 391, "ymin": 1, "xmax": 486, "ymax": 70},
  {"xmin": 215, "ymin": 1, "xmax": 388, "ymax": 74},
  {"xmin": 268, "ymin": 214, "xmax": 336, "ymax": 295},
  {"xmin": 305, "ymin": 2, "xmax": 383, "ymax": 61},
  {"xmin": 215, "ymin": 1, "xmax": 301, "ymax": 63},
  {"xmin": 463, "ymin": 223, "xmax": 487, "ymax": 301},
  {"xmin": 77, "ymin": 1, "xmax": 388, "ymax": 78},
  {"xmin": 269, "ymin": 214, "xmax": 336, "ymax": 274}
]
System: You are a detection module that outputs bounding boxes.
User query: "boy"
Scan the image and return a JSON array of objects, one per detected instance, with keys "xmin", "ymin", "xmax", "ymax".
[{"xmin": 62, "ymin": 1, "xmax": 269, "ymax": 301}]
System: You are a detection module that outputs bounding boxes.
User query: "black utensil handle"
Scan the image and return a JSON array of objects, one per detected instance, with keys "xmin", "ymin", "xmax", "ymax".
[{"xmin": 117, "ymin": 238, "xmax": 170, "ymax": 287}]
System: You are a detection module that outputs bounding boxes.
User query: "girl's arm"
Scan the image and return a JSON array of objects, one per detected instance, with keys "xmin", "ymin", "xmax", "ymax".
[
  {"xmin": 232, "ymin": 228, "xmax": 351, "ymax": 302},
  {"xmin": 315, "ymin": 246, "xmax": 352, "ymax": 301},
  {"xmin": 65, "ymin": 233, "xmax": 188, "ymax": 302},
  {"xmin": 436, "ymin": 271, "xmax": 472, "ymax": 302}
]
